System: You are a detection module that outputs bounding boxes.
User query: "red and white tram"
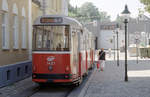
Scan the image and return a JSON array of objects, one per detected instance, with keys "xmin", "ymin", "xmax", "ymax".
[{"xmin": 32, "ymin": 15, "xmax": 95, "ymax": 85}]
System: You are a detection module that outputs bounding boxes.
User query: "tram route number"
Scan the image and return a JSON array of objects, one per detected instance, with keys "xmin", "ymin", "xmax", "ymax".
[{"xmin": 47, "ymin": 61, "xmax": 55, "ymax": 65}]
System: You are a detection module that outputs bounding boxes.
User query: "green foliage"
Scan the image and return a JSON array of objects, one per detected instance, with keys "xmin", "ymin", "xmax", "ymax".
[
  {"xmin": 78, "ymin": 2, "xmax": 100, "ymax": 20},
  {"xmin": 68, "ymin": 2, "xmax": 111, "ymax": 23},
  {"xmin": 140, "ymin": 0, "xmax": 150, "ymax": 12}
]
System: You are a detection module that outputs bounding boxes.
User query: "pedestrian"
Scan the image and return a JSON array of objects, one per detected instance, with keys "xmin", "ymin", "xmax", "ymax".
[{"xmin": 99, "ymin": 48, "xmax": 106, "ymax": 71}]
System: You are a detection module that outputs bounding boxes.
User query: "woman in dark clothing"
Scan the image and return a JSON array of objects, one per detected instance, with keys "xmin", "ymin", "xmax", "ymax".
[{"xmin": 99, "ymin": 48, "xmax": 106, "ymax": 71}]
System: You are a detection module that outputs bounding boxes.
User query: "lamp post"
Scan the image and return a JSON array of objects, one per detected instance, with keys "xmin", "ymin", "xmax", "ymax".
[
  {"xmin": 121, "ymin": 5, "xmax": 131, "ymax": 82},
  {"xmin": 113, "ymin": 34, "xmax": 116, "ymax": 61},
  {"xmin": 116, "ymin": 23, "xmax": 120, "ymax": 66}
]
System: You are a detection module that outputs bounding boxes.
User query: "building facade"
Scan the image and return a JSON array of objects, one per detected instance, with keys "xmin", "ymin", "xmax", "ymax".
[
  {"xmin": 128, "ymin": 15, "xmax": 150, "ymax": 47},
  {"xmin": 0, "ymin": 0, "xmax": 32, "ymax": 87},
  {"xmin": 0, "ymin": 0, "xmax": 30, "ymax": 66},
  {"xmin": 85, "ymin": 21, "xmax": 124, "ymax": 50},
  {"xmin": 98, "ymin": 22, "xmax": 124, "ymax": 50},
  {"xmin": 44, "ymin": 0, "xmax": 69, "ymax": 16}
]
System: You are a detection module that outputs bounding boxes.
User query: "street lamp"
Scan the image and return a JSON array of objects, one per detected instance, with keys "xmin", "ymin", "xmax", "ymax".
[
  {"xmin": 116, "ymin": 23, "xmax": 120, "ymax": 66},
  {"xmin": 121, "ymin": 4, "xmax": 131, "ymax": 82},
  {"xmin": 113, "ymin": 34, "xmax": 116, "ymax": 61}
]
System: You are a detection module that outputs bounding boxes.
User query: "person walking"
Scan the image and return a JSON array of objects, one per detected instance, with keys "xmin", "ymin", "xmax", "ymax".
[{"xmin": 99, "ymin": 48, "xmax": 106, "ymax": 71}]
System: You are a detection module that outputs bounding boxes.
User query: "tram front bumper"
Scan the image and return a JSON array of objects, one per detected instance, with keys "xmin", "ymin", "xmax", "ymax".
[{"xmin": 32, "ymin": 73, "xmax": 73, "ymax": 83}]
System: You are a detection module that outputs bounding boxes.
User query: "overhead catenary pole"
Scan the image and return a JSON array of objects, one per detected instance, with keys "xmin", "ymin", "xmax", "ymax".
[
  {"xmin": 116, "ymin": 23, "xmax": 120, "ymax": 66},
  {"xmin": 117, "ymin": 30, "xmax": 119, "ymax": 66},
  {"xmin": 113, "ymin": 35, "xmax": 116, "ymax": 61}
]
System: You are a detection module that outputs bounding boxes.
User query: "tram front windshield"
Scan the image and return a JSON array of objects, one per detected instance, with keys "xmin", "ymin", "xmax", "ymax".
[{"xmin": 33, "ymin": 25, "xmax": 70, "ymax": 51}]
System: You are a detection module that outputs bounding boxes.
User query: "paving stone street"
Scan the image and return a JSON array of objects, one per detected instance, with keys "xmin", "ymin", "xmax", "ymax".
[{"xmin": 79, "ymin": 60, "xmax": 150, "ymax": 97}]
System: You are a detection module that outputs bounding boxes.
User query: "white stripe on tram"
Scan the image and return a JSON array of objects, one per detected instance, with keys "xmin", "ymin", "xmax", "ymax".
[{"xmin": 32, "ymin": 51, "xmax": 71, "ymax": 54}]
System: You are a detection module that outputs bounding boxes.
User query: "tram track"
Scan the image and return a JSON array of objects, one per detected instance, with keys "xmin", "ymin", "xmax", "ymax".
[
  {"xmin": 28, "ymin": 84, "xmax": 74, "ymax": 97},
  {"xmin": 11, "ymin": 65, "xmax": 95, "ymax": 97}
]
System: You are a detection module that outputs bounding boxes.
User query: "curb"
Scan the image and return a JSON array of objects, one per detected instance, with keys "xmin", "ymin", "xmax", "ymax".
[{"xmin": 77, "ymin": 68, "xmax": 96, "ymax": 97}]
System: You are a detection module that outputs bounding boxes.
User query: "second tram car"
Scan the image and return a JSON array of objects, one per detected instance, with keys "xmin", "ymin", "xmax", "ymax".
[{"xmin": 32, "ymin": 15, "xmax": 95, "ymax": 85}]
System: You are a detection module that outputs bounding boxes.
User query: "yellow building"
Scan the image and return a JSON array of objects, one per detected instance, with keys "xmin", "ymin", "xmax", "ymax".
[
  {"xmin": 0, "ymin": 0, "xmax": 29, "ymax": 66},
  {"xmin": 32, "ymin": 0, "xmax": 42, "ymax": 23},
  {"xmin": 0, "ymin": 0, "xmax": 32, "ymax": 87},
  {"xmin": 45, "ymin": 0, "xmax": 69, "ymax": 16}
]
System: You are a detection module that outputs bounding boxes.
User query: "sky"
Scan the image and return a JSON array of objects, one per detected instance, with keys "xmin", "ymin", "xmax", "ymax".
[{"xmin": 70, "ymin": 0, "xmax": 145, "ymax": 21}]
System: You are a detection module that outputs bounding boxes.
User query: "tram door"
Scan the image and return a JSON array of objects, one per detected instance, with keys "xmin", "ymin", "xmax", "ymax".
[
  {"xmin": 78, "ymin": 31, "xmax": 81, "ymax": 77},
  {"xmin": 71, "ymin": 29, "xmax": 79, "ymax": 76}
]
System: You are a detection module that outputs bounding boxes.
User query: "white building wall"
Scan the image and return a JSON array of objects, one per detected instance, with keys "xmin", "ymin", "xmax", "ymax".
[
  {"xmin": 99, "ymin": 30, "xmax": 114, "ymax": 49},
  {"xmin": 98, "ymin": 30, "xmax": 124, "ymax": 50}
]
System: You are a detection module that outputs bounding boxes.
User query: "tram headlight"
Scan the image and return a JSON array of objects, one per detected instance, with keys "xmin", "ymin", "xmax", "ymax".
[
  {"xmin": 49, "ymin": 65, "xmax": 53, "ymax": 71},
  {"xmin": 33, "ymin": 65, "xmax": 36, "ymax": 72},
  {"xmin": 65, "ymin": 66, "xmax": 70, "ymax": 72}
]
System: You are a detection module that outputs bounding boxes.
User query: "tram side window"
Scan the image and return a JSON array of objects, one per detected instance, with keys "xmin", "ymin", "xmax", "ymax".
[{"xmin": 36, "ymin": 27, "xmax": 42, "ymax": 49}]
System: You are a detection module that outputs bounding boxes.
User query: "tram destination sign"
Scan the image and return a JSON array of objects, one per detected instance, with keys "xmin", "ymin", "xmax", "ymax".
[{"xmin": 40, "ymin": 17, "xmax": 63, "ymax": 23}]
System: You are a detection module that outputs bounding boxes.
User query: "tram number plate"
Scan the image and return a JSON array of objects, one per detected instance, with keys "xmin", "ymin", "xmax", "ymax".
[{"xmin": 47, "ymin": 62, "xmax": 55, "ymax": 65}]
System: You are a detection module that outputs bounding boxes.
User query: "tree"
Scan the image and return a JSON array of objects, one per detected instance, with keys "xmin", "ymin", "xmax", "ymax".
[
  {"xmin": 78, "ymin": 2, "xmax": 101, "ymax": 22},
  {"xmin": 140, "ymin": 0, "xmax": 150, "ymax": 12},
  {"xmin": 68, "ymin": 3, "xmax": 77, "ymax": 17},
  {"xmin": 68, "ymin": 2, "xmax": 111, "ymax": 23},
  {"xmin": 99, "ymin": 11, "xmax": 111, "ymax": 22}
]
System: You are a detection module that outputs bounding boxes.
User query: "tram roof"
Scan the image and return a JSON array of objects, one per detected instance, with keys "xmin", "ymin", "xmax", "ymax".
[{"xmin": 34, "ymin": 15, "xmax": 83, "ymax": 28}]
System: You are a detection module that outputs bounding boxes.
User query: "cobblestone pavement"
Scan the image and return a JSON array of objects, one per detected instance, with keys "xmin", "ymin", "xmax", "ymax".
[
  {"xmin": 79, "ymin": 60, "xmax": 150, "ymax": 97},
  {"xmin": 0, "ymin": 77, "xmax": 38, "ymax": 97}
]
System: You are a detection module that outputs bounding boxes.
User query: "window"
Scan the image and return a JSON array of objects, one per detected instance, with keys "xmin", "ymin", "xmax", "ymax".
[
  {"xmin": 22, "ymin": 18, "xmax": 26, "ymax": 49},
  {"xmin": 7, "ymin": 70, "xmax": 10, "ymax": 80},
  {"xmin": 25, "ymin": 65, "xmax": 28, "ymax": 74},
  {"xmin": 33, "ymin": 26, "xmax": 70, "ymax": 51},
  {"xmin": 22, "ymin": 7, "xmax": 26, "ymax": 49},
  {"xmin": 13, "ymin": 15, "xmax": 19, "ymax": 49},
  {"xmin": 17, "ymin": 67, "xmax": 20, "ymax": 77},
  {"xmin": 13, "ymin": 3, "xmax": 18, "ymax": 49},
  {"xmin": 2, "ymin": 12, "xmax": 9, "ymax": 49}
]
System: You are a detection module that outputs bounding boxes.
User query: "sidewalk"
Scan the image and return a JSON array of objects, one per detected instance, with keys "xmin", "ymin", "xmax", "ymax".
[{"xmin": 79, "ymin": 60, "xmax": 150, "ymax": 97}]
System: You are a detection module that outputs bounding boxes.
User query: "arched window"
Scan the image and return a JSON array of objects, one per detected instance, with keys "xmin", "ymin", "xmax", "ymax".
[
  {"xmin": 21, "ymin": 7, "xmax": 26, "ymax": 49},
  {"xmin": 12, "ymin": 3, "xmax": 19, "ymax": 49},
  {"xmin": 1, "ymin": 0, "xmax": 9, "ymax": 49}
]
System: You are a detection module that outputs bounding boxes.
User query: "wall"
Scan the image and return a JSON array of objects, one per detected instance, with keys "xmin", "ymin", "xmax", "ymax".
[
  {"xmin": 32, "ymin": 2, "xmax": 42, "ymax": 23},
  {"xmin": 0, "ymin": 0, "xmax": 30, "ymax": 66}
]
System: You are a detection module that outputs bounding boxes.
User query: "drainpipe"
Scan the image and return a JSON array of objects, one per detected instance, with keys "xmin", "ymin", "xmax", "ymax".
[{"xmin": 42, "ymin": 0, "xmax": 46, "ymax": 15}]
